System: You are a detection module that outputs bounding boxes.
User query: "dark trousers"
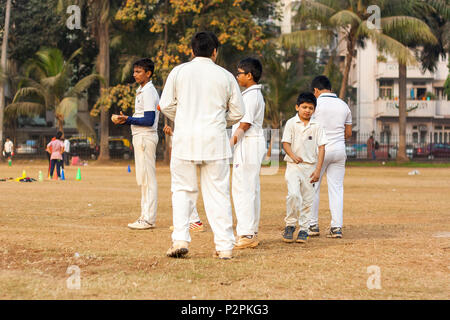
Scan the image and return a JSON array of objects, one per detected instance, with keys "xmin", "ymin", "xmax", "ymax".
[
  {"xmin": 63, "ymin": 152, "xmax": 70, "ymax": 168},
  {"xmin": 50, "ymin": 159, "xmax": 62, "ymax": 178}
]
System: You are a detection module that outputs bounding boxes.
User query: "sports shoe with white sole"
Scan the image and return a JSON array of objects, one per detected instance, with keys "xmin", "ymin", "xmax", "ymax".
[
  {"xmin": 308, "ymin": 224, "xmax": 320, "ymax": 237},
  {"xmin": 234, "ymin": 235, "xmax": 259, "ymax": 249},
  {"xmin": 166, "ymin": 241, "xmax": 189, "ymax": 258},
  {"xmin": 327, "ymin": 227, "xmax": 343, "ymax": 238},
  {"xmin": 127, "ymin": 219, "xmax": 155, "ymax": 230},
  {"xmin": 213, "ymin": 250, "xmax": 233, "ymax": 260},
  {"xmin": 169, "ymin": 221, "xmax": 206, "ymax": 232}
]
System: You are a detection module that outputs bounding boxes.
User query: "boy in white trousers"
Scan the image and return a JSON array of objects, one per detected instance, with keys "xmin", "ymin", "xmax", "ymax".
[
  {"xmin": 112, "ymin": 58, "xmax": 160, "ymax": 230},
  {"xmin": 163, "ymin": 124, "xmax": 205, "ymax": 232},
  {"xmin": 281, "ymin": 92, "xmax": 327, "ymax": 243},
  {"xmin": 159, "ymin": 31, "xmax": 244, "ymax": 259},
  {"xmin": 230, "ymin": 57, "xmax": 266, "ymax": 249}
]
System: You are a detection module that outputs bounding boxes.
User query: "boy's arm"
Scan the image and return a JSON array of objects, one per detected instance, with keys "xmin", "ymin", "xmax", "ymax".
[
  {"xmin": 230, "ymin": 122, "xmax": 251, "ymax": 146},
  {"xmin": 282, "ymin": 142, "xmax": 303, "ymax": 164},
  {"xmin": 310, "ymin": 144, "xmax": 325, "ymax": 183},
  {"xmin": 159, "ymin": 68, "xmax": 178, "ymax": 121},
  {"xmin": 226, "ymin": 76, "xmax": 245, "ymax": 127}
]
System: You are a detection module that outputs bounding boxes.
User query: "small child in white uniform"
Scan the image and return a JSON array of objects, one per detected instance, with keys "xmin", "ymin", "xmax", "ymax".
[{"xmin": 281, "ymin": 92, "xmax": 327, "ymax": 243}]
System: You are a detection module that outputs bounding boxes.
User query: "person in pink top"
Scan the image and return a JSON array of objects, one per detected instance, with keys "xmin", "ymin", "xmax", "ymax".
[{"xmin": 46, "ymin": 131, "xmax": 65, "ymax": 179}]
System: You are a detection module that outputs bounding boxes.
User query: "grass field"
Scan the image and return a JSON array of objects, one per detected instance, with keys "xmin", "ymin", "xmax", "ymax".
[{"xmin": 0, "ymin": 160, "xmax": 449, "ymax": 299}]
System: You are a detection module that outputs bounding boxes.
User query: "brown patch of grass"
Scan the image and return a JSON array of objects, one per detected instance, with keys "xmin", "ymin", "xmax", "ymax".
[{"xmin": 0, "ymin": 161, "xmax": 449, "ymax": 299}]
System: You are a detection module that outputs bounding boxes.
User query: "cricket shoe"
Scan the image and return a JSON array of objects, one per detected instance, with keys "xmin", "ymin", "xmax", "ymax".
[
  {"xmin": 296, "ymin": 230, "xmax": 308, "ymax": 243},
  {"xmin": 213, "ymin": 250, "xmax": 233, "ymax": 260},
  {"xmin": 282, "ymin": 226, "xmax": 296, "ymax": 243},
  {"xmin": 234, "ymin": 235, "xmax": 259, "ymax": 249},
  {"xmin": 327, "ymin": 227, "xmax": 343, "ymax": 238},
  {"xmin": 308, "ymin": 224, "xmax": 320, "ymax": 237},
  {"xmin": 127, "ymin": 219, "xmax": 155, "ymax": 230},
  {"xmin": 169, "ymin": 221, "xmax": 206, "ymax": 232},
  {"xmin": 166, "ymin": 241, "xmax": 189, "ymax": 258}
]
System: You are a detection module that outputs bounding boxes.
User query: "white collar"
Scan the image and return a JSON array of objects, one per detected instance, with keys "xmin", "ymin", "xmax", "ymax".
[
  {"xmin": 318, "ymin": 92, "xmax": 337, "ymax": 98},
  {"xmin": 137, "ymin": 80, "xmax": 154, "ymax": 93},
  {"xmin": 294, "ymin": 114, "xmax": 315, "ymax": 127},
  {"xmin": 192, "ymin": 57, "xmax": 214, "ymax": 63},
  {"xmin": 242, "ymin": 84, "xmax": 262, "ymax": 95}
]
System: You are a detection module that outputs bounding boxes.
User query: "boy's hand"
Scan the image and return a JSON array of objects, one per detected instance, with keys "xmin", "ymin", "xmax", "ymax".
[
  {"xmin": 310, "ymin": 169, "xmax": 321, "ymax": 183},
  {"xmin": 291, "ymin": 154, "xmax": 303, "ymax": 164},
  {"xmin": 163, "ymin": 125, "xmax": 173, "ymax": 136},
  {"xmin": 115, "ymin": 111, "xmax": 128, "ymax": 124}
]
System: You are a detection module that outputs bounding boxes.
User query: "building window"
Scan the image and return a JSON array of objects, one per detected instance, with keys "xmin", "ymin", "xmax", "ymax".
[
  {"xmin": 413, "ymin": 132, "xmax": 418, "ymax": 143},
  {"xmin": 379, "ymin": 80, "xmax": 393, "ymax": 99}
]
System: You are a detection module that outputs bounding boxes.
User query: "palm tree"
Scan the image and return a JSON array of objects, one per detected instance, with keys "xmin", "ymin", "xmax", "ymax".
[
  {"xmin": 282, "ymin": 0, "xmax": 438, "ymax": 161},
  {"xmin": 0, "ymin": 0, "xmax": 12, "ymax": 146},
  {"xmin": 5, "ymin": 47, "xmax": 101, "ymax": 135},
  {"xmin": 262, "ymin": 48, "xmax": 303, "ymax": 157}
]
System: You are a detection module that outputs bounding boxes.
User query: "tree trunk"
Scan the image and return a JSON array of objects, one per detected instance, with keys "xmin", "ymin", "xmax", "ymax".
[
  {"xmin": 339, "ymin": 31, "xmax": 356, "ymax": 100},
  {"xmin": 0, "ymin": 0, "xmax": 12, "ymax": 147},
  {"xmin": 97, "ymin": 13, "xmax": 110, "ymax": 161},
  {"xmin": 396, "ymin": 63, "xmax": 409, "ymax": 162}
]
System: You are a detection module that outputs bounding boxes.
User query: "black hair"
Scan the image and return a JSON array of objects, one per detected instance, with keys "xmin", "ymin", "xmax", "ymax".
[
  {"xmin": 133, "ymin": 58, "xmax": 155, "ymax": 75},
  {"xmin": 5, "ymin": 136, "xmax": 10, "ymax": 140},
  {"xmin": 56, "ymin": 131, "xmax": 63, "ymax": 140},
  {"xmin": 238, "ymin": 57, "xmax": 263, "ymax": 83},
  {"xmin": 311, "ymin": 75, "xmax": 332, "ymax": 91},
  {"xmin": 296, "ymin": 92, "xmax": 317, "ymax": 108},
  {"xmin": 191, "ymin": 31, "xmax": 220, "ymax": 58}
]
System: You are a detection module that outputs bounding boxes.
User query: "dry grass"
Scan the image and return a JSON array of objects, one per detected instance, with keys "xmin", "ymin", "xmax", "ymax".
[{"xmin": 0, "ymin": 160, "xmax": 449, "ymax": 299}]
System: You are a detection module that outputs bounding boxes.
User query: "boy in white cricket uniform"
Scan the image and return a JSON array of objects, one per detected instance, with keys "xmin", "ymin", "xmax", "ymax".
[
  {"xmin": 230, "ymin": 57, "xmax": 266, "ymax": 249},
  {"xmin": 310, "ymin": 76, "xmax": 352, "ymax": 238},
  {"xmin": 112, "ymin": 58, "xmax": 160, "ymax": 230},
  {"xmin": 282, "ymin": 92, "xmax": 327, "ymax": 243},
  {"xmin": 160, "ymin": 31, "xmax": 244, "ymax": 259},
  {"xmin": 163, "ymin": 124, "xmax": 206, "ymax": 233}
]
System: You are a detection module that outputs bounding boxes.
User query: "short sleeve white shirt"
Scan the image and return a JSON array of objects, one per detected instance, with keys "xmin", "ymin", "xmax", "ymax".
[
  {"xmin": 232, "ymin": 84, "xmax": 265, "ymax": 137},
  {"xmin": 311, "ymin": 93, "xmax": 351, "ymax": 152},
  {"xmin": 4, "ymin": 140, "xmax": 13, "ymax": 153},
  {"xmin": 281, "ymin": 115, "xmax": 328, "ymax": 164},
  {"xmin": 131, "ymin": 81, "xmax": 160, "ymax": 136}
]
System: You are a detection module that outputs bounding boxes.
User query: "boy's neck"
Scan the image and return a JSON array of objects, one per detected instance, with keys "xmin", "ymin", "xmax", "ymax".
[
  {"xmin": 299, "ymin": 116, "xmax": 311, "ymax": 126},
  {"xmin": 139, "ymin": 79, "xmax": 150, "ymax": 87},
  {"xmin": 243, "ymin": 81, "xmax": 257, "ymax": 89}
]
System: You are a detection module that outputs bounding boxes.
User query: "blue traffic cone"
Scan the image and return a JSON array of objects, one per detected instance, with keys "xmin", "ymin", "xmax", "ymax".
[
  {"xmin": 61, "ymin": 169, "xmax": 65, "ymax": 181},
  {"xmin": 127, "ymin": 165, "xmax": 131, "ymax": 173}
]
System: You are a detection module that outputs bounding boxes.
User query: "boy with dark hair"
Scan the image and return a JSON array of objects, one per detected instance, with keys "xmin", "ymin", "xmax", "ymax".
[
  {"xmin": 3, "ymin": 137, "xmax": 14, "ymax": 166},
  {"xmin": 160, "ymin": 31, "xmax": 244, "ymax": 259},
  {"xmin": 230, "ymin": 57, "xmax": 266, "ymax": 249},
  {"xmin": 112, "ymin": 57, "xmax": 160, "ymax": 230},
  {"xmin": 281, "ymin": 92, "xmax": 328, "ymax": 243},
  {"xmin": 310, "ymin": 75, "xmax": 352, "ymax": 238}
]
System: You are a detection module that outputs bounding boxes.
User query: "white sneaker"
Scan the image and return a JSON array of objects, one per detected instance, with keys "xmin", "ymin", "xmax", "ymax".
[
  {"xmin": 166, "ymin": 241, "xmax": 189, "ymax": 258},
  {"xmin": 127, "ymin": 219, "xmax": 154, "ymax": 230},
  {"xmin": 213, "ymin": 250, "xmax": 233, "ymax": 260}
]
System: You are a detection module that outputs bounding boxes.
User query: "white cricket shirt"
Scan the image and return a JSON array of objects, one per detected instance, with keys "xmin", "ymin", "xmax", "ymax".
[
  {"xmin": 159, "ymin": 57, "xmax": 245, "ymax": 161},
  {"xmin": 311, "ymin": 93, "xmax": 352, "ymax": 152},
  {"xmin": 131, "ymin": 81, "xmax": 160, "ymax": 136},
  {"xmin": 281, "ymin": 114, "xmax": 328, "ymax": 165},
  {"xmin": 232, "ymin": 84, "xmax": 265, "ymax": 137}
]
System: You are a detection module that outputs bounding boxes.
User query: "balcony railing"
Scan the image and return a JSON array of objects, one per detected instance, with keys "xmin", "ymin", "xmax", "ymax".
[{"xmin": 374, "ymin": 100, "xmax": 449, "ymax": 118}]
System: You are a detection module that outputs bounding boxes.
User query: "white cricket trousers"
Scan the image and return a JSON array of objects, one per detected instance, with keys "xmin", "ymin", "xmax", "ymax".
[
  {"xmin": 170, "ymin": 157, "xmax": 235, "ymax": 251},
  {"xmin": 285, "ymin": 162, "xmax": 316, "ymax": 231},
  {"xmin": 133, "ymin": 133, "xmax": 158, "ymax": 224},
  {"xmin": 232, "ymin": 136, "xmax": 266, "ymax": 236},
  {"xmin": 311, "ymin": 148, "xmax": 346, "ymax": 228}
]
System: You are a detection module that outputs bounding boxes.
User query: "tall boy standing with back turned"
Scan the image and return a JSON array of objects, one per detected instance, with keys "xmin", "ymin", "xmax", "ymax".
[
  {"xmin": 160, "ymin": 31, "xmax": 244, "ymax": 259},
  {"xmin": 113, "ymin": 58, "xmax": 160, "ymax": 230},
  {"xmin": 230, "ymin": 57, "xmax": 266, "ymax": 249}
]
